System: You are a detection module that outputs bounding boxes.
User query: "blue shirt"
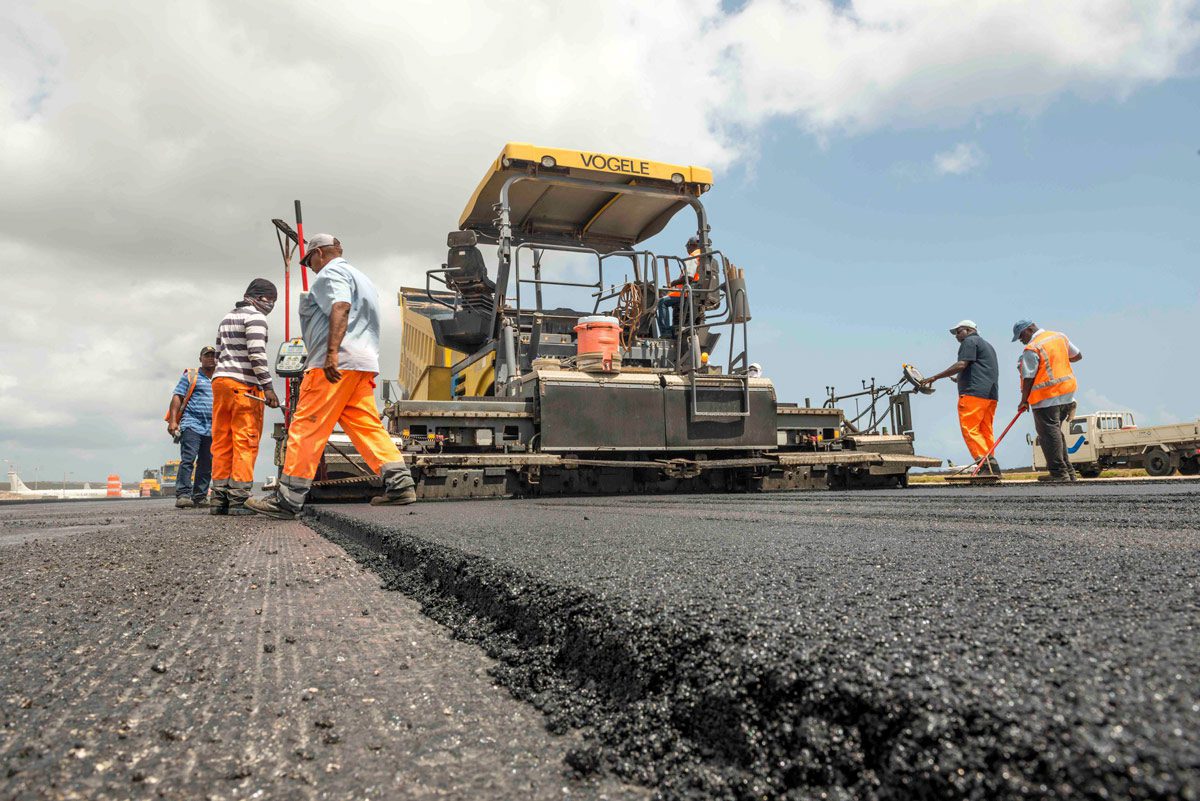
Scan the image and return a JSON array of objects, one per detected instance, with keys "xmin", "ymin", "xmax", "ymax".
[
  {"xmin": 172, "ymin": 369, "xmax": 213, "ymax": 436},
  {"xmin": 300, "ymin": 257, "xmax": 383, "ymax": 374}
]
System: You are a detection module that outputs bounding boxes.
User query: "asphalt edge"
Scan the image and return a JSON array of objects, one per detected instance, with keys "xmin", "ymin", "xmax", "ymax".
[{"xmin": 302, "ymin": 506, "xmax": 1120, "ymax": 800}]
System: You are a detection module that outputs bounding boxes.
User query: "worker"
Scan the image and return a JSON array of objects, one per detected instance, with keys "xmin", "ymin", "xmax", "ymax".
[
  {"xmin": 166, "ymin": 345, "xmax": 217, "ymax": 509},
  {"xmin": 246, "ymin": 234, "xmax": 417, "ymax": 519},
  {"xmin": 747, "ymin": 363, "xmax": 763, "ymax": 379},
  {"xmin": 210, "ymin": 279, "xmax": 280, "ymax": 515},
  {"xmin": 1013, "ymin": 319, "xmax": 1083, "ymax": 483},
  {"xmin": 921, "ymin": 320, "xmax": 1000, "ymax": 473},
  {"xmin": 657, "ymin": 236, "xmax": 702, "ymax": 338}
]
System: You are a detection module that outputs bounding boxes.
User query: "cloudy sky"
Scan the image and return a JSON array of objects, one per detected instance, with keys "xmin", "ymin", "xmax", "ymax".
[{"xmin": 1, "ymin": 0, "xmax": 1198, "ymax": 483}]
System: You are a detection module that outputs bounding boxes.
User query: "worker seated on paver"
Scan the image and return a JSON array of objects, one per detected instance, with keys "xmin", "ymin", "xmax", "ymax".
[
  {"xmin": 657, "ymin": 236, "xmax": 702, "ymax": 338},
  {"xmin": 246, "ymin": 234, "xmax": 417, "ymax": 520},
  {"xmin": 1012, "ymin": 319, "xmax": 1083, "ymax": 483},
  {"xmin": 921, "ymin": 320, "xmax": 1000, "ymax": 474},
  {"xmin": 210, "ymin": 279, "xmax": 281, "ymax": 515}
]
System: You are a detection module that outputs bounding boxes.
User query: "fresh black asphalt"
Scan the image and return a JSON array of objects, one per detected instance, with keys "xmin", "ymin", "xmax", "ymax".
[{"xmin": 310, "ymin": 483, "xmax": 1200, "ymax": 800}]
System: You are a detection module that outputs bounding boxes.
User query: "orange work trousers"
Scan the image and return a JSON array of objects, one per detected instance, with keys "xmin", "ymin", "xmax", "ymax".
[
  {"xmin": 957, "ymin": 395, "xmax": 997, "ymax": 461},
  {"xmin": 283, "ymin": 369, "xmax": 403, "ymax": 481},
  {"xmin": 211, "ymin": 377, "xmax": 265, "ymax": 499}
]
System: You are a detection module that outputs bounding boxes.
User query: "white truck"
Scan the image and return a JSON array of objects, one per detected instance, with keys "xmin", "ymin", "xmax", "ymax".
[{"xmin": 1029, "ymin": 410, "xmax": 1200, "ymax": 478}]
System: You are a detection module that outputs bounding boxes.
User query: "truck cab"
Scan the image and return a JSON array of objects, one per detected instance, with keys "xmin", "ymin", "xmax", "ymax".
[
  {"xmin": 1031, "ymin": 410, "xmax": 1200, "ymax": 478},
  {"xmin": 1031, "ymin": 411, "xmax": 1134, "ymax": 477}
]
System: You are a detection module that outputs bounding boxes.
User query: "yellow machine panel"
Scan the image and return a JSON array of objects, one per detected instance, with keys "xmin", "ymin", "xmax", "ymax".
[
  {"xmin": 459, "ymin": 142, "xmax": 714, "ymax": 253},
  {"xmin": 399, "ymin": 288, "xmax": 495, "ymax": 400}
]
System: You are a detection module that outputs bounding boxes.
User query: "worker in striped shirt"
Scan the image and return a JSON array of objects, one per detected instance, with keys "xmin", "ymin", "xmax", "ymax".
[{"xmin": 210, "ymin": 278, "xmax": 280, "ymax": 515}]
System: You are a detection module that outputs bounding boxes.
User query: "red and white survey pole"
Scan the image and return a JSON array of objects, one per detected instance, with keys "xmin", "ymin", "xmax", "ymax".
[{"xmin": 272, "ymin": 200, "xmax": 309, "ymax": 425}]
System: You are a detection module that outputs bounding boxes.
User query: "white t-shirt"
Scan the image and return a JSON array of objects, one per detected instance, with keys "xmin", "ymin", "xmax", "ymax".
[{"xmin": 300, "ymin": 257, "xmax": 383, "ymax": 374}]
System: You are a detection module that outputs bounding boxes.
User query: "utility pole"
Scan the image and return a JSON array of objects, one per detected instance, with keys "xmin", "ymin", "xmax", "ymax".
[{"xmin": 61, "ymin": 471, "xmax": 72, "ymax": 498}]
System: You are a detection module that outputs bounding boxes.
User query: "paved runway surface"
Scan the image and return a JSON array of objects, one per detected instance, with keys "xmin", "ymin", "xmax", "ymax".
[
  {"xmin": 0, "ymin": 500, "xmax": 643, "ymax": 800},
  {"xmin": 311, "ymin": 483, "xmax": 1200, "ymax": 800}
]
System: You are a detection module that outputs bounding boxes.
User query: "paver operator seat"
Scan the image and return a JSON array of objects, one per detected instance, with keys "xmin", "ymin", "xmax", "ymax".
[{"xmin": 431, "ymin": 230, "xmax": 496, "ymax": 352}]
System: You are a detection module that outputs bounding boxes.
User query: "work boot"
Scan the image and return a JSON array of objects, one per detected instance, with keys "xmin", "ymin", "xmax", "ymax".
[
  {"xmin": 175, "ymin": 497, "xmax": 194, "ymax": 509},
  {"xmin": 369, "ymin": 487, "xmax": 418, "ymax": 506},
  {"xmin": 226, "ymin": 500, "xmax": 256, "ymax": 517},
  {"xmin": 245, "ymin": 494, "xmax": 298, "ymax": 520},
  {"xmin": 986, "ymin": 456, "xmax": 1001, "ymax": 475},
  {"xmin": 1037, "ymin": 473, "xmax": 1071, "ymax": 484},
  {"xmin": 193, "ymin": 497, "xmax": 210, "ymax": 508},
  {"xmin": 209, "ymin": 502, "xmax": 229, "ymax": 516}
]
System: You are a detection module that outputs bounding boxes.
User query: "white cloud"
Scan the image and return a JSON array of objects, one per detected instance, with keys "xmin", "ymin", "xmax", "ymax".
[
  {"xmin": 710, "ymin": 0, "xmax": 1200, "ymax": 135},
  {"xmin": 933, "ymin": 142, "xmax": 986, "ymax": 175},
  {"xmin": 0, "ymin": 0, "xmax": 1198, "ymax": 479}
]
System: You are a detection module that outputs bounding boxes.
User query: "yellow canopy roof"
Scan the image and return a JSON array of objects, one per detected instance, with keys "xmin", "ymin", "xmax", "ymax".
[{"xmin": 459, "ymin": 143, "xmax": 713, "ymax": 253}]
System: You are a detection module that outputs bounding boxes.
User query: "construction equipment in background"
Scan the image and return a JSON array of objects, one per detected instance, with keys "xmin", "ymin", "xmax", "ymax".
[
  {"xmin": 139, "ymin": 468, "xmax": 162, "ymax": 498},
  {"xmin": 271, "ymin": 143, "xmax": 940, "ymax": 500},
  {"xmin": 160, "ymin": 459, "xmax": 180, "ymax": 495},
  {"xmin": 1029, "ymin": 411, "xmax": 1200, "ymax": 478}
]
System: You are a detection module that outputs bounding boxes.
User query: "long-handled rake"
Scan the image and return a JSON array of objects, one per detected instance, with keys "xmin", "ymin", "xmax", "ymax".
[{"xmin": 947, "ymin": 408, "xmax": 1025, "ymax": 484}]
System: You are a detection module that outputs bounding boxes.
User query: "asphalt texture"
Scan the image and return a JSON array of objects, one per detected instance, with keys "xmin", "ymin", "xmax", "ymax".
[
  {"xmin": 310, "ymin": 483, "xmax": 1200, "ymax": 800},
  {"xmin": 0, "ymin": 500, "xmax": 645, "ymax": 800}
]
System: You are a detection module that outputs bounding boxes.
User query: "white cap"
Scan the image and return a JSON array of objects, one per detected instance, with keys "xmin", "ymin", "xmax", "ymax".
[
  {"xmin": 949, "ymin": 319, "xmax": 977, "ymax": 333},
  {"xmin": 301, "ymin": 233, "xmax": 338, "ymax": 265}
]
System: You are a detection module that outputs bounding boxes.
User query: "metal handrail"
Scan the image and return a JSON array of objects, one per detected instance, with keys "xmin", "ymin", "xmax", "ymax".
[{"xmin": 424, "ymin": 268, "xmax": 458, "ymax": 311}]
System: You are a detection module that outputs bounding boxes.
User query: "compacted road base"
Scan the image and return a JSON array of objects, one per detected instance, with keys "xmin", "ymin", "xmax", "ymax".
[
  {"xmin": 310, "ymin": 484, "xmax": 1200, "ymax": 801},
  {"xmin": 0, "ymin": 500, "xmax": 644, "ymax": 800}
]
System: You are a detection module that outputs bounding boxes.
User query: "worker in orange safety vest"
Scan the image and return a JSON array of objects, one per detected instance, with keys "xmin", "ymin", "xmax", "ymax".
[{"xmin": 1013, "ymin": 319, "xmax": 1083, "ymax": 483}]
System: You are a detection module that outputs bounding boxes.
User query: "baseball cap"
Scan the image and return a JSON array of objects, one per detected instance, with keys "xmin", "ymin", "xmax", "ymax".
[
  {"xmin": 301, "ymin": 233, "xmax": 338, "ymax": 266},
  {"xmin": 1011, "ymin": 319, "xmax": 1035, "ymax": 341},
  {"xmin": 200, "ymin": 345, "xmax": 216, "ymax": 356},
  {"xmin": 949, "ymin": 319, "xmax": 977, "ymax": 333}
]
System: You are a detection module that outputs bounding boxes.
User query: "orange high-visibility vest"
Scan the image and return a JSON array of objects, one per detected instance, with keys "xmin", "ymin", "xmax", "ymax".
[
  {"xmin": 1022, "ymin": 329, "xmax": 1077, "ymax": 406},
  {"xmin": 668, "ymin": 250, "xmax": 702, "ymax": 298}
]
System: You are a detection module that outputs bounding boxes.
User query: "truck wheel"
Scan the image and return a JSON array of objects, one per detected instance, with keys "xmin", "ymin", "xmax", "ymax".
[
  {"xmin": 1078, "ymin": 465, "xmax": 1101, "ymax": 479},
  {"xmin": 1144, "ymin": 451, "xmax": 1175, "ymax": 477},
  {"xmin": 1179, "ymin": 457, "xmax": 1200, "ymax": 476}
]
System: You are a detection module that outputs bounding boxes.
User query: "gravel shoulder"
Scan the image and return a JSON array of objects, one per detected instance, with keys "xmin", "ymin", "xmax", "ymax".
[
  {"xmin": 0, "ymin": 500, "xmax": 645, "ymax": 800},
  {"xmin": 310, "ymin": 483, "xmax": 1200, "ymax": 800}
]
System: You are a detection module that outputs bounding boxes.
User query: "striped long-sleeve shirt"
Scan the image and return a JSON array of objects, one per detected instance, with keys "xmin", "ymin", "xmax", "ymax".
[{"xmin": 214, "ymin": 302, "xmax": 273, "ymax": 388}]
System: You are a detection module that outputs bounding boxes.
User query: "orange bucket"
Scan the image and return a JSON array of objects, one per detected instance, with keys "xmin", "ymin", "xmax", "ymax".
[{"xmin": 574, "ymin": 315, "xmax": 621, "ymax": 369}]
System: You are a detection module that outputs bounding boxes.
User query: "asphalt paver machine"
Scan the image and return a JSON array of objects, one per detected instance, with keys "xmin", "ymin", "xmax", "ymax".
[{"xmin": 293, "ymin": 143, "xmax": 940, "ymax": 500}]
